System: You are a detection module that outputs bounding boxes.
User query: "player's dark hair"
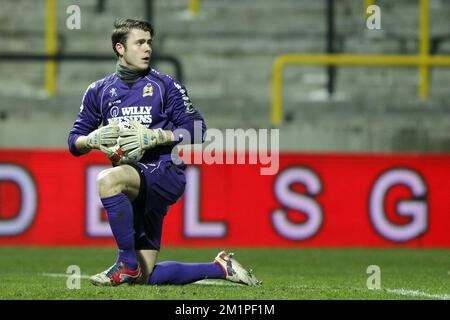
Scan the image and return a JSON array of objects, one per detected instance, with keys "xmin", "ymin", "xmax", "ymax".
[{"xmin": 111, "ymin": 18, "xmax": 154, "ymax": 57}]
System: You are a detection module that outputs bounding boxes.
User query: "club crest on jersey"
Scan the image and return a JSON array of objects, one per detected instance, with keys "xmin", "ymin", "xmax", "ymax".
[
  {"xmin": 109, "ymin": 88, "xmax": 118, "ymax": 97},
  {"xmin": 143, "ymin": 83, "xmax": 153, "ymax": 97}
]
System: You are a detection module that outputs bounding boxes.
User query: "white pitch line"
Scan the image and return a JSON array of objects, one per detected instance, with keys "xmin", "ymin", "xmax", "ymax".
[
  {"xmin": 194, "ymin": 279, "xmax": 241, "ymax": 286},
  {"xmin": 39, "ymin": 273, "xmax": 239, "ymax": 286},
  {"xmin": 40, "ymin": 273, "xmax": 91, "ymax": 279},
  {"xmin": 386, "ymin": 289, "xmax": 450, "ymax": 300},
  {"xmin": 277, "ymin": 284, "xmax": 450, "ymax": 300}
]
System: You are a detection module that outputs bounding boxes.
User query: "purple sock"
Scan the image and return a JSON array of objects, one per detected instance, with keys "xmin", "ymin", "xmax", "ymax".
[
  {"xmin": 101, "ymin": 193, "xmax": 137, "ymax": 269},
  {"xmin": 148, "ymin": 261, "xmax": 225, "ymax": 285}
]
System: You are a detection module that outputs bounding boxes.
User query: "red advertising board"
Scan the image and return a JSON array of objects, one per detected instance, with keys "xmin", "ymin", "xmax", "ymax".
[{"xmin": 0, "ymin": 150, "xmax": 449, "ymax": 247}]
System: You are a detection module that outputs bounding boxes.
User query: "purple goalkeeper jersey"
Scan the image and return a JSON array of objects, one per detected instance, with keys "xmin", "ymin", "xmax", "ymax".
[{"xmin": 67, "ymin": 68, "xmax": 206, "ymax": 163}]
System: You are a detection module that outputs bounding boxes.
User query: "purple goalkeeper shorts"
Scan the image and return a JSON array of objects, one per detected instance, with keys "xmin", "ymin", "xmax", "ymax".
[{"xmin": 129, "ymin": 160, "xmax": 186, "ymax": 251}]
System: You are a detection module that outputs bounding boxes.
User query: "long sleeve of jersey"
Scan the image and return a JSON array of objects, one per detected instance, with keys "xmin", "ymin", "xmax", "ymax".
[
  {"xmin": 165, "ymin": 80, "xmax": 207, "ymax": 144},
  {"xmin": 67, "ymin": 83, "xmax": 102, "ymax": 156}
]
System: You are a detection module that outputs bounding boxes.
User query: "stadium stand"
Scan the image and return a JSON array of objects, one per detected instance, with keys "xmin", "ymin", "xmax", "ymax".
[{"xmin": 0, "ymin": 0, "xmax": 449, "ymax": 151}]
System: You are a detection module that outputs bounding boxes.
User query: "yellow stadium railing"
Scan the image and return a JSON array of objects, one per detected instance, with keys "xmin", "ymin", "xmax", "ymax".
[
  {"xmin": 189, "ymin": 0, "xmax": 200, "ymax": 16},
  {"xmin": 419, "ymin": 0, "xmax": 429, "ymax": 98},
  {"xmin": 365, "ymin": 0, "xmax": 375, "ymax": 15},
  {"xmin": 45, "ymin": 0, "xmax": 57, "ymax": 96},
  {"xmin": 271, "ymin": 0, "xmax": 450, "ymax": 126}
]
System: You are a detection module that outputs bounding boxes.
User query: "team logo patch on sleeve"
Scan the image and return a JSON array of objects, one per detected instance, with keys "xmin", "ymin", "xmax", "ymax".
[{"xmin": 143, "ymin": 83, "xmax": 153, "ymax": 97}]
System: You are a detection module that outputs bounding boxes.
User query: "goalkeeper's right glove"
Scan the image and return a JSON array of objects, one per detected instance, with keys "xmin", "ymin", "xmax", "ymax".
[
  {"xmin": 86, "ymin": 121, "xmax": 120, "ymax": 150},
  {"xmin": 118, "ymin": 119, "xmax": 172, "ymax": 154}
]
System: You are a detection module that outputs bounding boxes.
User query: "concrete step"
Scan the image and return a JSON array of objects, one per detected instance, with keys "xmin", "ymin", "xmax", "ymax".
[
  {"xmin": 0, "ymin": 62, "xmax": 46, "ymax": 97},
  {"xmin": 162, "ymin": 34, "xmax": 326, "ymax": 56}
]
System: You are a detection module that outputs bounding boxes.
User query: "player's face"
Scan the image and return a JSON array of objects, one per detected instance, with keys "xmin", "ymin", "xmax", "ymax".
[{"xmin": 120, "ymin": 29, "xmax": 152, "ymax": 71}]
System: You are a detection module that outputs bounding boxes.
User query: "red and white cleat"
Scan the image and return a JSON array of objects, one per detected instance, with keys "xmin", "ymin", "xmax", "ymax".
[{"xmin": 89, "ymin": 262, "xmax": 142, "ymax": 286}]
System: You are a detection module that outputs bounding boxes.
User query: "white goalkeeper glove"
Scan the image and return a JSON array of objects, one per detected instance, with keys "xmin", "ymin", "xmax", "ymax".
[
  {"xmin": 86, "ymin": 121, "xmax": 120, "ymax": 150},
  {"xmin": 99, "ymin": 144, "xmax": 124, "ymax": 165},
  {"xmin": 118, "ymin": 119, "xmax": 172, "ymax": 157}
]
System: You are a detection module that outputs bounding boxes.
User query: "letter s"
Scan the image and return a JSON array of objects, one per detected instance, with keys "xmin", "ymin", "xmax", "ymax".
[{"xmin": 271, "ymin": 167, "xmax": 323, "ymax": 240}]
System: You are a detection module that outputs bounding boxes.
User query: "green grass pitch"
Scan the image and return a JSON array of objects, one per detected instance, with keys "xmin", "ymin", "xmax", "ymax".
[{"xmin": 0, "ymin": 247, "xmax": 449, "ymax": 300}]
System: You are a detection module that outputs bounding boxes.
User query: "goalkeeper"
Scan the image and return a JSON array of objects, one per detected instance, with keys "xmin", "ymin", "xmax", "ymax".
[{"xmin": 67, "ymin": 18, "xmax": 260, "ymax": 287}]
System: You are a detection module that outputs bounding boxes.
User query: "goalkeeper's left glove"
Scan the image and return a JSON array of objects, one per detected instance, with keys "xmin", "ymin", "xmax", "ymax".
[{"xmin": 118, "ymin": 119, "xmax": 172, "ymax": 155}]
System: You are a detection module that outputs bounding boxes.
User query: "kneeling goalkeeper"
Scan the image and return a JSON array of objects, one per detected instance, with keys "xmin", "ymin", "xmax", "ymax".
[{"xmin": 67, "ymin": 18, "xmax": 261, "ymax": 287}]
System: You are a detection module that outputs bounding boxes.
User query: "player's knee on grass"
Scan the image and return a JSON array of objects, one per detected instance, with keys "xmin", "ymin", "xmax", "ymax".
[
  {"xmin": 97, "ymin": 165, "xmax": 140, "ymax": 199},
  {"xmin": 137, "ymin": 249, "xmax": 158, "ymax": 284}
]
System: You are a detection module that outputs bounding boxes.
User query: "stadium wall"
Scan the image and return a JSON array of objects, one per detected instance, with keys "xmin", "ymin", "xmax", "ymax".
[{"xmin": 0, "ymin": 150, "xmax": 449, "ymax": 247}]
